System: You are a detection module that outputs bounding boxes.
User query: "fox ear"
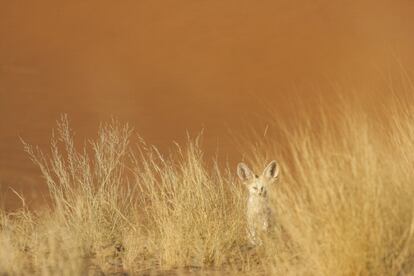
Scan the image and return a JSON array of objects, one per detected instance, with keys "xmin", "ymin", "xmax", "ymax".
[
  {"xmin": 237, "ymin": 162, "xmax": 254, "ymax": 182},
  {"xmin": 263, "ymin": 160, "xmax": 279, "ymax": 181}
]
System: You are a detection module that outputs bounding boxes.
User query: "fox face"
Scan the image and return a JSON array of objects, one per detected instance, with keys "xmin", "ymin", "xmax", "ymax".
[{"xmin": 237, "ymin": 161, "xmax": 279, "ymax": 198}]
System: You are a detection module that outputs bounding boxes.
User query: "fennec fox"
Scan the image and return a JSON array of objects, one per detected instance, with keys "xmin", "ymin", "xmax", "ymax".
[{"xmin": 237, "ymin": 161, "xmax": 279, "ymax": 245}]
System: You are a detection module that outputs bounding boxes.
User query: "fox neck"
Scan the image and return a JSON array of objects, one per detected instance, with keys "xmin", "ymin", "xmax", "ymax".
[
  {"xmin": 247, "ymin": 195, "xmax": 270, "ymax": 218},
  {"xmin": 248, "ymin": 194, "xmax": 268, "ymax": 205}
]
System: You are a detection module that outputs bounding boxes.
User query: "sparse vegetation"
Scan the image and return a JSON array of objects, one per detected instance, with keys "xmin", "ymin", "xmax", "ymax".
[{"xmin": 2, "ymin": 94, "xmax": 414, "ymax": 275}]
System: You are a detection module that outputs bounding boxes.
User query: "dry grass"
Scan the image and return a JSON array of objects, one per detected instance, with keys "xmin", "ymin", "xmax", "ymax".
[{"xmin": 2, "ymin": 94, "xmax": 414, "ymax": 275}]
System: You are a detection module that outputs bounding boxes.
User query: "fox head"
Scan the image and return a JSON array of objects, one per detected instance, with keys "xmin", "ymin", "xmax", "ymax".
[{"xmin": 237, "ymin": 161, "xmax": 280, "ymax": 198}]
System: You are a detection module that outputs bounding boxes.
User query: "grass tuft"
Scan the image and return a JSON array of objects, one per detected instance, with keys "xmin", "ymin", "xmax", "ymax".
[{"xmin": 2, "ymin": 96, "xmax": 414, "ymax": 275}]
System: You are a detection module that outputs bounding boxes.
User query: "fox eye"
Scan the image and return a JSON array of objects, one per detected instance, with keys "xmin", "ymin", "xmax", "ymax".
[{"xmin": 252, "ymin": 187, "xmax": 258, "ymax": 190}]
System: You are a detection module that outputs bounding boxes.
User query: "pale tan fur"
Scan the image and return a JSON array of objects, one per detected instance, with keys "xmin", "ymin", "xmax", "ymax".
[{"xmin": 237, "ymin": 161, "xmax": 279, "ymax": 245}]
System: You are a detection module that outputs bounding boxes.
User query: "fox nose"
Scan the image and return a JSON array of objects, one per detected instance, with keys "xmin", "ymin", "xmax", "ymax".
[{"xmin": 258, "ymin": 187, "xmax": 264, "ymax": 195}]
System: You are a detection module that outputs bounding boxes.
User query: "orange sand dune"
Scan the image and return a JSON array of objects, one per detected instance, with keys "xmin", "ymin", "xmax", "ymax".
[{"xmin": 1, "ymin": 0, "xmax": 414, "ymax": 209}]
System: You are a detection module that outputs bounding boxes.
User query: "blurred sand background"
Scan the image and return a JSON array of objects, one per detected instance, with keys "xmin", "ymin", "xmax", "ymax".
[{"xmin": 1, "ymin": 0, "xmax": 414, "ymax": 209}]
